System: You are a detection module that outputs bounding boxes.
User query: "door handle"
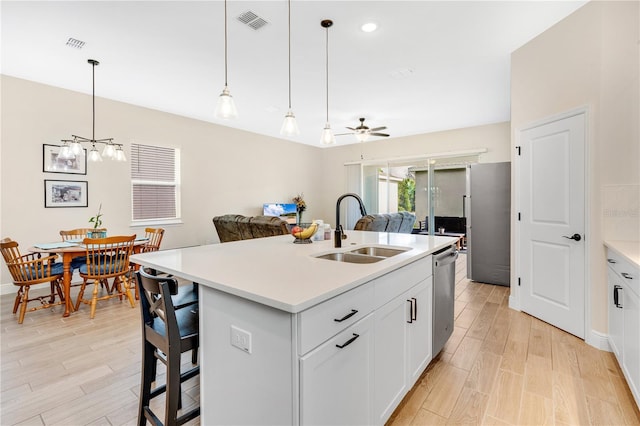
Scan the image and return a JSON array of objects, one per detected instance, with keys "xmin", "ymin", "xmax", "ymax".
[{"xmin": 563, "ymin": 233, "xmax": 582, "ymax": 242}]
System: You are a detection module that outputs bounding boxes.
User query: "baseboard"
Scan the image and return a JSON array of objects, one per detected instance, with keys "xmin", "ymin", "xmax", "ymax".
[
  {"xmin": 1, "ymin": 282, "xmax": 14, "ymax": 295},
  {"xmin": 587, "ymin": 329, "xmax": 612, "ymax": 352},
  {"xmin": 508, "ymin": 294, "xmax": 520, "ymax": 311}
]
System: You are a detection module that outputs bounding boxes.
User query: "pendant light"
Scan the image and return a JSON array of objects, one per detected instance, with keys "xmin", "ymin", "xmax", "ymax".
[
  {"xmin": 280, "ymin": 0, "xmax": 299, "ymax": 136},
  {"xmin": 320, "ymin": 19, "xmax": 335, "ymax": 145},
  {"xmin": 215, "ymin": 0, "xmax": 238, "ymax": 120},
  {"xmin": 64, "ymin": 59, "xmax": 125, "ymax": 163}
]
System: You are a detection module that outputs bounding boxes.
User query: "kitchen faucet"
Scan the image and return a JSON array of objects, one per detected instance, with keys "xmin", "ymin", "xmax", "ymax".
[{"xmin": 335, "ymin": 193, "xmax": 367, "ymax": 248}]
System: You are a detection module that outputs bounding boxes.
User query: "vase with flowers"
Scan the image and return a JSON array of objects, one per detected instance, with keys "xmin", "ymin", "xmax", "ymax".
[
  {"xmin": 292, "ymin": 193, "xmax": 306, "ymax": 225},
  {"xmin": 88, "ymin": 203, "xmax": 106, "ymax": 238}
]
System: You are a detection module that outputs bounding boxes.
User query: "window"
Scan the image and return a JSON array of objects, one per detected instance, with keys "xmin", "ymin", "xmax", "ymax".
[{"xmin": 131, "ymin": 143, "xmax": 180, "ymax": 223}]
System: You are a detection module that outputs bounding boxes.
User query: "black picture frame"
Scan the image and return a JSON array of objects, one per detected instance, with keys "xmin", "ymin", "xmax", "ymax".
[
  {"xmin": 44, "ymin": 179, "xmax": 88, "ymax": 208},
  {"xmin": 43, "ymin": 144, "xmax": 87, "ymax": 175}
]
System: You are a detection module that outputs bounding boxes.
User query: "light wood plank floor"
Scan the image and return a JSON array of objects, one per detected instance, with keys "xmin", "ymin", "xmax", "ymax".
[{"xmin": 1, "ymin": 254, "xmax": 639, "ymax": 425}]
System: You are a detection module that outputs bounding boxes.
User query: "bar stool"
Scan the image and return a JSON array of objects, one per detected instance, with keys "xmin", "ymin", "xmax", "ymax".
[{"xmin": 136, "ymin": 268, "xmax": 200, "ymax": 426}]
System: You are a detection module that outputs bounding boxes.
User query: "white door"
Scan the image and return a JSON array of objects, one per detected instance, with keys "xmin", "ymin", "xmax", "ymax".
[{"xmin": 518, "ymin": 112, "xmax": 586, "ymax": 338}]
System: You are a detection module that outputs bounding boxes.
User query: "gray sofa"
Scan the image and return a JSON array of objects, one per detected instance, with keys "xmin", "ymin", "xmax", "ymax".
[
  {"xmin": 213, "ymin": 214, "xmax": 290, "ymax": 243},
  {"xmin": 354, "ymin": 212, "xmax": 416, "ymax": 233}
]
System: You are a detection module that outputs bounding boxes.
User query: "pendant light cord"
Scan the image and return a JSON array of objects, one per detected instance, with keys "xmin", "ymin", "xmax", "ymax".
[
  {"xmin": 287, "ymin": 0, "xmax": 292, "ymax": 109},
  {"xmin": 325, "ymin": 24, "xmax": 329, "ymax": 122},
  {"xmin": 224, "ymin": 0, "xmax": 228, "ymax": 87},
  {"xmin": 92, "ymin": 60, "xmax": 96, "ymax": 142}
]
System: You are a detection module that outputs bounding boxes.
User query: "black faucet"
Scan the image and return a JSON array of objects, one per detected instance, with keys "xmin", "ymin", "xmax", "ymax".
[{"xmin": 335, "ymin": 193, "xmax": 367, "ymax": 248}]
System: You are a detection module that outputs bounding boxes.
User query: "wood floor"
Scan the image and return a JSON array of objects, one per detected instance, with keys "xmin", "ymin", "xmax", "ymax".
[{"xmin": 1, "ymin": 254, "xmax": 639, "ymax": 425}]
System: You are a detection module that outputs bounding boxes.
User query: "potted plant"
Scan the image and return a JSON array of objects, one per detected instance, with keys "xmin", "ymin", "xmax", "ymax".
[{"xmin": 88, "ymin": 203, "xmax": 106, "ymax": 238}]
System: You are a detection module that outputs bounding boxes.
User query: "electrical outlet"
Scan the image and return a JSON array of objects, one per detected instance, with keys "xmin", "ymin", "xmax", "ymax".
[{"xmin": 230, "ymin": 325, "xmax": 252, "ymax": 354}]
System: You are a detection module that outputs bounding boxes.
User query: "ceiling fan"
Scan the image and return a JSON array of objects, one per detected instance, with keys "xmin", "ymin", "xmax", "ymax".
[{"xmin": 336, "ymin": 117, "xmax": 390, "ymax": 142}]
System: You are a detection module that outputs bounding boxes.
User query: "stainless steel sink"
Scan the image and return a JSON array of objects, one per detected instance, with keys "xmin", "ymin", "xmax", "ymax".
[
  {"xmin": 314, "ymin": 245, "xmax": 409, "ymax": 264},
  {"xmin": 348, "ymin": 246, "xmax": 409, "ymax": 258},
  {"xmin": 314, "ymin": 252, "xmax": 384, "ymax": 264}
]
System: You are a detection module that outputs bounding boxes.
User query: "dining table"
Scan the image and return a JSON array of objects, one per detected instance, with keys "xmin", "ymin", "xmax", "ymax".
[{"xmin": 29, "ymin": 237, "xmax": 148, "ymax": 317}]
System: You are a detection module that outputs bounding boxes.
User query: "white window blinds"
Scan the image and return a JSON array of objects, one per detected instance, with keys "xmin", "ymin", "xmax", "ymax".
[{"xmin": 131, "ymin": 143, "xmax": 179, "ymax": 221}]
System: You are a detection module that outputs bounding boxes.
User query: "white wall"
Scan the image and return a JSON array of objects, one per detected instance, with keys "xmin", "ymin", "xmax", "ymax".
[
  {"xmin": 510, "ymin": 1, "xmax": 640, "ymax": 337},
  {"xmin": 0, "ymin": 75, "xmax": 324, "ymax": 286}
]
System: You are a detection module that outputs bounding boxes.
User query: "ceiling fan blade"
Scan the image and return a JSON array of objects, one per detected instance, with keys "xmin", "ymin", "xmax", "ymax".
[
  {"xmin": 369, "ymin": 126, "xmax": 387, "ymax": 132},
  {"xmin": 334, "ymin": 133, "xmax": 353, "ymax": 136},
  {"xmin": 370, "ymin": 133, "xmax": 390, "ymax": 137},
  {"xmin": 345, "ymin": 127, "xmax": 357, "ymax": 131}
]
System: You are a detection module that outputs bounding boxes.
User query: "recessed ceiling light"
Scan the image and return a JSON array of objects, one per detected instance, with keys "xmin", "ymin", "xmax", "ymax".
[{"xmin": 361, "ymin": 22, "xmax": 378, "ymax": 33}]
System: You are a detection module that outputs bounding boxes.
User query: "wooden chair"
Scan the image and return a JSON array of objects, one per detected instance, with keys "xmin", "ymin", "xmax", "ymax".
[
  {"xmin": 136, "ymin": 267, "xmax": 200, "ymax": 426},
  {"xmin": 75, "ymin": 235, "xmax": 137, "ymax": 319},
  {"xmin": 60, "ymin": 228, "xmax": 108, "ymax": 271},
  {"xmin": 142, "ymin": 227, "xmax": 165, "ymax": 253},
  {"xmin": 0, "ymin": 238, "xmax": 65, "ymax": 324}
]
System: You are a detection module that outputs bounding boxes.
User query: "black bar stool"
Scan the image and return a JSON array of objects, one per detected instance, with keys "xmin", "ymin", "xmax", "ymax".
[{"xmin": 136, "ymin": 268, "xmax": 200, "ymax": 426}]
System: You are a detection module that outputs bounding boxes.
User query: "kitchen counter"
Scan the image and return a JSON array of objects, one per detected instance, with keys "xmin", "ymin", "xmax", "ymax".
[
  {"xmin": 130, "ymin": 231, "xmax": 458, "ymax": 313},
  {"xmin": 604, "ymin": 240, "xmax": 640, "ymax": 268}
]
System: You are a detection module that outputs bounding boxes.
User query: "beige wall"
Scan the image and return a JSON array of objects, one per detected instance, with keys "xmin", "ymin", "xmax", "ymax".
[
  {"xmin": 511, "ymin": 1, "xmax": 640, "ymax": 338},
  {"xmin": 0, "ymin": 75, "xmax": 325, "ymax": 284}
]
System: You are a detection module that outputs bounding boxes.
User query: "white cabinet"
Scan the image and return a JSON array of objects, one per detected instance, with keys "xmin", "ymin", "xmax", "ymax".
[
  {"xmin": 374, "ymin": 279, "xmax": 433, "ymax": 424},
  {"xmin": 607, "ymin": 264, "xmax": 624, "ymax": 358},
  {"xmin": 606, "ymin": 248, "xmax": 640, "ymax": 408},
  {"xmin": 300, "ymin": 313, "xmax": 375, "ymax": 426}
]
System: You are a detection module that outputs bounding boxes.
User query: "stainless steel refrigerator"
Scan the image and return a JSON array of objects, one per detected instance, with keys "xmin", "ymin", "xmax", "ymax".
[{"xmin": 466, "ymin": 162, "xmax": 511, "ymax": 286}]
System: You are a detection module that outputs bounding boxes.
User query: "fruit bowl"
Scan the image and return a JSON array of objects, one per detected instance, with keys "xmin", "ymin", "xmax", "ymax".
[{"xmin": 290, "ymin": 223, "xmax": 319, "ymax": 244}]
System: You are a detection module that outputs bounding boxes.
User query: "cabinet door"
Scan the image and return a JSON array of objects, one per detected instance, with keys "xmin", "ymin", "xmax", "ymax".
[
  {"xmin": 300, "ymin": 313, "xmax": 374, "ymax": 426},
  {"xmin": 407, "ymin": 279, "xmax": 433, "ymax": 383},
  {"xmin": 374, "ymin": 291, "xmax": 409, "ymax": 424},
  {"xmin": 607, "ymin": 266, "xmax": 624, "ymax": 359},
  {"xmin": 623, "ymin": 286, "xmax": 640, "ymax": 404}
]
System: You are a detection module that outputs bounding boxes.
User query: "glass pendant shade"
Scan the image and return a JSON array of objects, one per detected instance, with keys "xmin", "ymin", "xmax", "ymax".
[
  {"xmin": 70, "ymin": 140, "xmax": 83, "ymax": 156},
  {"xmin": 102, "ymin": 143, "xmax": 116, "ymax": 159},
  {"xmin": 88, "ymin": 145, "xmax": 103, "ymax": 162},
  {"xmin": 114, "ymin": 147, "xmax": 127, "ymax": 162},
  {"xmin": 215, "ymin": 86, "xmax": 238, "ymax": 120},
  {"xmin": 320, "ymin": 123, "xmax": 336, "ymax": 145},
  {"xmin": 58, "ymin": 143, "xmax": 74, "ymax": 160},
  {"xmin": 280, "ymin": 110, "xmax": 300, "ymax": 136}
]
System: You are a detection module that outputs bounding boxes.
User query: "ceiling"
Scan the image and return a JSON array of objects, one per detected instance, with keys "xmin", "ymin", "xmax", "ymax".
[{"xmin": 1, "ymin": 1, "xmax": 587, "ymax": 147}]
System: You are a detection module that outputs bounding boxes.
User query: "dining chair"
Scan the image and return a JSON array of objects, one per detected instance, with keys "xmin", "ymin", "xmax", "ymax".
[
  {"xmin": 0, "ymin": 237, "xmax": 65, "ymax": 324},
  {"xmin": 60, "ymin": 228, "xmax": 108, "ymax": 271},
  {"xmin": 136, "ymin": 267, "xmax": 200, "ymax": 426},
  {"xmin": 75, "ymin": 235, "xmax": 137, "ymax": 319},
  {"xmin": 142, "ymin": 227, "xmax": 165, "ymax": 253}
]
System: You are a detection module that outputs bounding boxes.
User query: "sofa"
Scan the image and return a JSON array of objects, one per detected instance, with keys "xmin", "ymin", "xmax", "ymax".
[
  {"xmin": 213, "ymin": 214, "xmax": 290, "ymax": 243},
  {"xmin": 354, "ymin": 212, "xmax": 416, "ymax": 233}
]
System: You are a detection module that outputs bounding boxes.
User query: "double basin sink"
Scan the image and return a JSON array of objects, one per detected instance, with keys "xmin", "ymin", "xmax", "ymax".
[{"xmin": 314, "ymin": 246, "xmax": 409, "ymax": 264}]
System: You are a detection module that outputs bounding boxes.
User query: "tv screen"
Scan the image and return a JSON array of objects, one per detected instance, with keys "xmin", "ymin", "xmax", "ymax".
[{"xmin": 263, "ymin": 203, "xmax": 297, "ymax": 223}]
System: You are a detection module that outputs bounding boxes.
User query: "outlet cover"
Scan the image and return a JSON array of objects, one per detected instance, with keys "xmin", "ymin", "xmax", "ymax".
[{"xmin": 230, "ymin": 325, "xmax": 252, "ymax": 354}]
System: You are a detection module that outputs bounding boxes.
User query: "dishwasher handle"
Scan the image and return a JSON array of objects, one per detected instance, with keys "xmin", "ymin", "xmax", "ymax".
[{"xmin": 434, "ymin": 249, "xmax": 458, "ymax": 267}]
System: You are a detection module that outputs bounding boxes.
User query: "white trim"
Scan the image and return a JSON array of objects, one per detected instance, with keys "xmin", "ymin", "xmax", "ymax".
[
  {"xmin": 587, "ymin": 330, "xmax": 612, "ymax": 352},
  {"xmin": 344, "ymin": 148, "xmax": 488, "ymax": 166},
  {"xmin": 513, "ymin": 106, "xmax": 592, "ymax": 344}
]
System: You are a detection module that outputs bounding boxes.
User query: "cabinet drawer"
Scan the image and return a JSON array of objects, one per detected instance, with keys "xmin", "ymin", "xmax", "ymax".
[
  {"xmin": 374, "ymin": 256, "xmax": 432, "ymax": 309},
  {"xmin": 298, "ymin": 284, "xmax": 374, "ymax": 355},
  {"xmin": 607, "ymin": 251, "xmax": 640, "ymax": 298}
]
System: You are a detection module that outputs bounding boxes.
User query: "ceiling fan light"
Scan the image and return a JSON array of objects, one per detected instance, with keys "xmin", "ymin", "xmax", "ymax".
[
  {"xmin": 356, "ymin": 132, "xmax": 370, "ymax": 142},
  {"xmin": 320, "ymin": 123, "xmax": 336, "ymax": 145},
  {"xmin": 215, "ymin": 86, "xmax": 238, "ymax": 120},
  {"xmin": 280, "ymin": 110, "xmax": 300, "ymax": 136}
]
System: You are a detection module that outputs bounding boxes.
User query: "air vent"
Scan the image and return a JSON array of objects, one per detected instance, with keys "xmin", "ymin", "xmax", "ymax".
[
  {"xmin": 66, "ymin": 37, "xmax": 85, "ymax": 49},
  {"xmin": 237, "ymin": 10, "xmax": 269, "ymax": 30}
]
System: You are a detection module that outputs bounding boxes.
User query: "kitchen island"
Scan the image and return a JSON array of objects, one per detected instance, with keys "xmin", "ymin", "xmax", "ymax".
[{"xmin": 131, "ymin": 231, "xmax": 458, "ymax": 425}]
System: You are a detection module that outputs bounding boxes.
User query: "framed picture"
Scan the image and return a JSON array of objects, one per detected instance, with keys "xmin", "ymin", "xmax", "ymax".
[
  {"xmin": 44, "ymin": 180, "xmax": 88, "ymax": 208},
  {"xmin": 43, "ymin": 144, "xmax": 87, "ymax": 174}
]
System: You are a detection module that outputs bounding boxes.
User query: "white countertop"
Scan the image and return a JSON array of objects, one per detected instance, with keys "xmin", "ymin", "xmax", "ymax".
[
  {"xmin": 131, "ymin": 231, "xmax": 458, "ymax": 313},
  {"xmin": 604, "ymin": 240, "xmax": 640, "ymax": 268}
]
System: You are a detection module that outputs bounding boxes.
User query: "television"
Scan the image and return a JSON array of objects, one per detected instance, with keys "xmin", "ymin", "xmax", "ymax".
[{"xmin": 263, "ymin": 203, "xmax": 298, "ymax": 224}]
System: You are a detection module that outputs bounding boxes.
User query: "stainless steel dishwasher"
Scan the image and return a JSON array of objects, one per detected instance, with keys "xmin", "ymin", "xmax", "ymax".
[{"xmin": 432, "ymin": 245, "xmax": 459, "ymax": 356}]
